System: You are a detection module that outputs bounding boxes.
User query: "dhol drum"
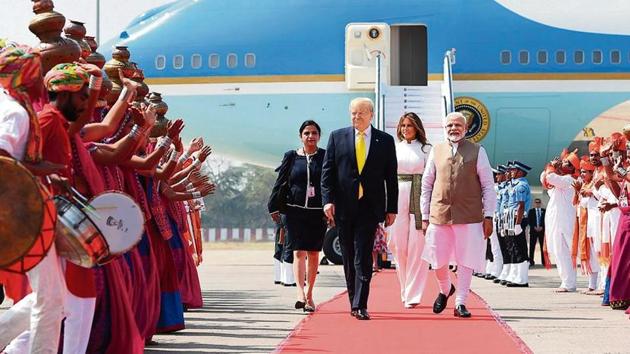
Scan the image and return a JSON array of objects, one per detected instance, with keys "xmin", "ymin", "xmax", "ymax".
[
  {"xmin": 88, "ymin": 191, "xmax": 144, "ymax": 264},
  {"xmin": 54, "ymin": 195, "xmax": 108, "ymax": 268},
  {"xmin": 0, "ymin": 156, "xmax": 57, "ymax": 273}
]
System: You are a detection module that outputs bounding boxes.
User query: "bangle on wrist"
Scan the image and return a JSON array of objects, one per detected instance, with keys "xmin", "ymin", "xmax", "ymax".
[
  {"xmin": 178, "ymin": 151, "xmax": 190, "ymax": 164},
  {"xmin": 89, "ymin": 75, "xmax": 103, "ymax": 91},
  {"xmin": 157, "ymin": 136, "xmax": 172, "ymax": 150},
  {"xmin": 186, "ymin": 182, "xmax": 194, "ymax": 191},
  {"xmin": 192, "ymin": 159, "xmax": 201, "ymax": 168},
  {"xmin": 117, "ymin": 86, "xmax": 131, "ymax": 103},
  {"xmin": 129, "ymin": 124, "xmax": 141, "ymax": 139},
  {"xmin": 601, "ymin": 157, "xmax": 610, "ymax": 166},
  {"xmin": 192, "ymin": 191, "xmax": 201, "ymax": 199}
]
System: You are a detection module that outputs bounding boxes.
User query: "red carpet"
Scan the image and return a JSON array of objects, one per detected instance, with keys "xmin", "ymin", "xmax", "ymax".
[{"xmin": 274, "ymin": 270, "xmax": 531, "ymax": 354}]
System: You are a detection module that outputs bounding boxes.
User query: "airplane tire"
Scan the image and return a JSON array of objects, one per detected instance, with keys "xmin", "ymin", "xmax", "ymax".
[{"xmin": 322, "ymin": 227, "xmax": 343, "ymax": 265}]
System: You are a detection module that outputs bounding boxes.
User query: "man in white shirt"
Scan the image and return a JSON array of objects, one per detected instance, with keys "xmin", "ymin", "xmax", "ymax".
[
  {"xmin": 541, "ymin": 153, "xmax": 578, "ymax": 292},
  {"xmin": 0, "ymin": 46, "xmax": 66, "ymax": 354},
  {"xmin": 421, "ymin": 112, "xmax": 496, "ymax": 318}
]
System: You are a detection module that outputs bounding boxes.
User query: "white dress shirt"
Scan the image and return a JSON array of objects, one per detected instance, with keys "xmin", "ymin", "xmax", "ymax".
[
  {"xmin": 0, "ymin": 90, "xmax": 30, "ymax": 160},
  {"xmin": 420, "ymin": 143, "xmax": 496, "ymax": 220}
]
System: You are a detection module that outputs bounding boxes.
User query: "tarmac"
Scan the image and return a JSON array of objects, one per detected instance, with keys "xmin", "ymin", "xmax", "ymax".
[{"xmin": 2, "ymin": 244, "xmax": 629, "ymax": 353}]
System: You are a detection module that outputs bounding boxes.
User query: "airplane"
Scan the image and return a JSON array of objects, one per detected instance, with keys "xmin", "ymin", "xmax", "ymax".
[
  {"xmin": 103, "ymin": 0, "xmax": 630, "ymax": 182},
  {"xmin": 100, "ymin": 0, "xmax": 630, "ymax": 264}
]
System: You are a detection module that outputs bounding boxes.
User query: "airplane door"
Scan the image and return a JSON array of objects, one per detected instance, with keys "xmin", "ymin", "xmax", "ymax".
[
  {"xmin": 345, "ymin": 23, "xmax": 390, "ymax": 90},
  {"xmin": 494, "ymin": 108, "xmax": 550, "ymax": 183}
]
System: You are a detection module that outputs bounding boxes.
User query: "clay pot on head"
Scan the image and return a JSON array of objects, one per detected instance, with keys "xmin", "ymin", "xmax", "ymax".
[
  {"xmin": 150, "ymin": 116, "xmax": 169, "ymax": 138},
  {"xmin": 64, "ymin": 20, "xmax": 91, "ymax": 59},
  {"xmin": 29, "ymin": 0, "xmax": 81, "ymax": 73},
  {"xmin": 38, "ymin": 38, "xmax": 81, "ymax": 73}
]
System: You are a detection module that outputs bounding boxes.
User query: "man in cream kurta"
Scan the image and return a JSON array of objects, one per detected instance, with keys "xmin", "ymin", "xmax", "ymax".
[
  {"xmin": 420, "ymin": 112, "xmax": 496, "ymax": 318},
  {"xmin": 541, "ymin": 154, "xmax": 578, "ymax": 292}
]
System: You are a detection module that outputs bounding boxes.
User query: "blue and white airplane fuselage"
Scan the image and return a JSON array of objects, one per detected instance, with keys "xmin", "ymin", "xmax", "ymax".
[{"xmin": 104, "ymin": 0, "xmax": 630, "ymax": 184}]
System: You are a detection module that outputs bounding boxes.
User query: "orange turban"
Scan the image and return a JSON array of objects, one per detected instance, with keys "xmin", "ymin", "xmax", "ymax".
[
  {"xmin": 588, "ymin": 137, "xmax": 603, "ymax": 153},
  {"xmin": 610, "ymin": 132, "xmax": 627, "ymax": 151},
  {"xmin": 580, "ymin": 156, "xmax": 595, "ymax": 171},
  {"xmin": 564, "ymin": 149, "xmax": 580, "ymax": 170}
]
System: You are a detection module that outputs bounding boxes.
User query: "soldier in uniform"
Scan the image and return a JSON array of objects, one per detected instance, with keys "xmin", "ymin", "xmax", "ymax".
[
  {"xmin": 504, "ymin": 161, "xmax": 532, "ymax": 287},
  {"xmin": 484, "ymin": 165, "xmax": 507, "ymax": 280},
  {"xmin": 495, "ymin": 162, "xmax": 514, "ymax": 284}
]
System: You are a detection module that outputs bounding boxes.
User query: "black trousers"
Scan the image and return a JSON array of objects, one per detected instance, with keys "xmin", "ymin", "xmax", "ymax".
[
  {"xmin": 529, "ymin": 231, "xmax": 545, "ymax": 265},
  {"xmin": 337, "ymin": 200, "xmax": 378, "ymax": 311},
  {"xmin": 505, "ymin": 220, "xmax": 529, "ymax": 264}
]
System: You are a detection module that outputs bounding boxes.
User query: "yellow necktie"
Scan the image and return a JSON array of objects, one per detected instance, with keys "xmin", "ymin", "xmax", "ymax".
[{"xmin": 356, "ymin": 131, "xmax": 366, "ymax": 199}]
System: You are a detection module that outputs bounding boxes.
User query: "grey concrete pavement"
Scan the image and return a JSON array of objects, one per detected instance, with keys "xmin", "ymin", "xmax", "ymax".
[{"xmin": 2, "ymin": 246, "xmax": 629, "ymax": 353}]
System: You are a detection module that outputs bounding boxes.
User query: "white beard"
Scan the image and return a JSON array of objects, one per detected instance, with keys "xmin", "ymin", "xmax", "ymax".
[{"xmin": 447, "ymin": 133, "xmax": 463, "ymax": 143}]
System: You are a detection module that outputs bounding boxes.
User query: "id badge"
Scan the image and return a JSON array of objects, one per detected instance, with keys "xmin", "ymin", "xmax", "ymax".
[
  {"xmin": 307, "ymin": 186, "xmax": 315, "ymax": 198},
  {"xmin": 620, "ymin": 195, "xmax": 628, "ymax": 208}
]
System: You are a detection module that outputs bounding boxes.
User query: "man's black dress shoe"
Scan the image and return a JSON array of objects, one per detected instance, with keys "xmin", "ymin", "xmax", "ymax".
[
  {"xmin": 274, "ymin": 281, "xmax": 282, "ymax": 285},
  {"xmin": 355, "ymin": 309, "xmax": 370, "ymax": 320},
  {"xmin": 506, "ymin": 282, "xmax": 529, "ymax": 288},
  {"xmin": 350, "ymin": 309, "xmax": 358, "ymax": 317},
  {"xmin": 295, "ymin": 301, "xmax": 306, "ymax": 309},
  {"xmin": 0, "ymin": 285, "xmax": 4, "ymax": 305},
  {"xmin": 432, "ymin": 284, "xmax": 456, "ymax": 314},
  {"xmin": 484, "ymin": 274, "xmax": 496, "ymax": 280},
  {"xmin": 500, "ymin": 280, "xmax": 510, "ymax": 286},
  {"xmin": 283, "ymin": 283, "xmax": 297, "ymax": 287},
  {"xmin": 493, "ymin": 278, "xmax": 502, "ymax": 284},
  {"xmin": 454, "ymin": 304, "xmax": 471, "ymax": 318}
]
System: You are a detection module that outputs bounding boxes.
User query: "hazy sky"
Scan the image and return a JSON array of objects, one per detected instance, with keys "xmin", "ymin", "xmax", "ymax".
[{"xmin": 1, "ymin": 0, "xmax": 173, "ymax": 47}]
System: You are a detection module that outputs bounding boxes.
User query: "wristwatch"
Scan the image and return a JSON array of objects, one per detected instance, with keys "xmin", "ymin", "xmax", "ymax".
[{"xmin": 484, "ymin": 216, "xmax": 493, "ymax": 220}]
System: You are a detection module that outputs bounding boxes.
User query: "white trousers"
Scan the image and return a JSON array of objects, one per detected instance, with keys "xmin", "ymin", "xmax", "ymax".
[
  {"xmin": 586, "ymin": 238, "xmax": 601, "ymax": 290},
  {"xmin": 0, "ymin": 245, "xmax": 66, "ymax": 354},
  {"xmin": 507, "ymin": 261, "xmax": 529, "ymax": 284},
  {"xmin": 274, "ymin": 259, "xmax": 282, "ymax": 282},
  {"xmin": 485, "ymin": 230, "xmax": 503, "ymax": 277},
  {"xmin": 422, "ymin": 223, "xmax": 485, "ymax": 271},
  {"xmin": 498, "ymin": 264, "xmax": 512, "ymax": 281},
  {"xmin": 281, "ymin": 261, "xmax": 295, "ymax": 285},
  {"xmin": 388, "ymin": 213, "xmax": 429, "ymax": 306},
  {"xmin": 62, "ymin": 292, "xmax": 96, "ymax": 354},
  {"xmin": 550, "ymin": 232, "xmax": 577, "ymax": 290}
]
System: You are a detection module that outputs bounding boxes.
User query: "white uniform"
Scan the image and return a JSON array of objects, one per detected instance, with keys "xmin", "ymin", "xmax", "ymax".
[
  {"xmin": 421, "ymin": 143, "xmax": 496, "ymax": 306},
  {"xmin": 543, "ymin": 172, "xmax": 577, "ymax": 290},
  {"xmin": 0, "ymin": 90, "xmax": 67, "ymax": 354},
  {"xmin": 579, "ymin": 193, "xmax": 601, "ymax": 290},
  {"xmin": 387, "ymin": 140, "xmax": 430, "ymax": 307}
]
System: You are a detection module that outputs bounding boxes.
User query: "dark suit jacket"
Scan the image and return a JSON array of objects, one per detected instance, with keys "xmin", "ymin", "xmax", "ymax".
[
  {"xmin": 321, "ymin": 126, "xmax": 398, "ymax": 222},
  {"xmin": 527, "ymin": 207, "xmax": 546, "ymax": 232}
]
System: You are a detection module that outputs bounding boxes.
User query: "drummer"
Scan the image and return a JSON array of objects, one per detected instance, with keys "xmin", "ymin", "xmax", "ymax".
[{"xmin": 0, "ymin": 46, "xmax": 68, "ymax": 353}]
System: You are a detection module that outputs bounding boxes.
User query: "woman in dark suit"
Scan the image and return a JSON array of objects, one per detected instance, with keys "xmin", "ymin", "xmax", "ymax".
[{"xmin": 269, "ymin": 120, "xmax": 326, "ymax": 312}]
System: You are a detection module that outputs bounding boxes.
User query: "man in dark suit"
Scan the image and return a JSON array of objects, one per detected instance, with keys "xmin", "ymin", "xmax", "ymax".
[
  {"xmin": 321, "ymin": 97, "xmax": 398, "ymax": 320},
  {"xmin": 527, "ymin": 198, "xmax": 546, "ymax": 266}
]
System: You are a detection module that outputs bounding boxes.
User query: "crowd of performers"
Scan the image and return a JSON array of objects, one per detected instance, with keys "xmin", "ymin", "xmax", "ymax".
[
  {"xmin": 479, "ymin": 135, "xmax": 630, "ymax": 318},
  {"xmin": 0, "ymin": 13, "xmax": 213, "ymax": 354}
]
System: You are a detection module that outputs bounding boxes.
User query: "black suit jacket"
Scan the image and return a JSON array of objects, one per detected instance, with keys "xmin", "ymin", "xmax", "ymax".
[
  {"xmin": 321, "ymin": 126, "xmax": 398, "ymax": 222},
  {"xmin": 527, "ymin": 208, "xmax": 546, "ymax": 231}
]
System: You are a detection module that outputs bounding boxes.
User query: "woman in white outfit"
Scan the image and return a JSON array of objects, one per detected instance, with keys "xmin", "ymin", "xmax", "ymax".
[{"xmin": 387, "ymin": 112, "xmax": 431, "ymax": 308}]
